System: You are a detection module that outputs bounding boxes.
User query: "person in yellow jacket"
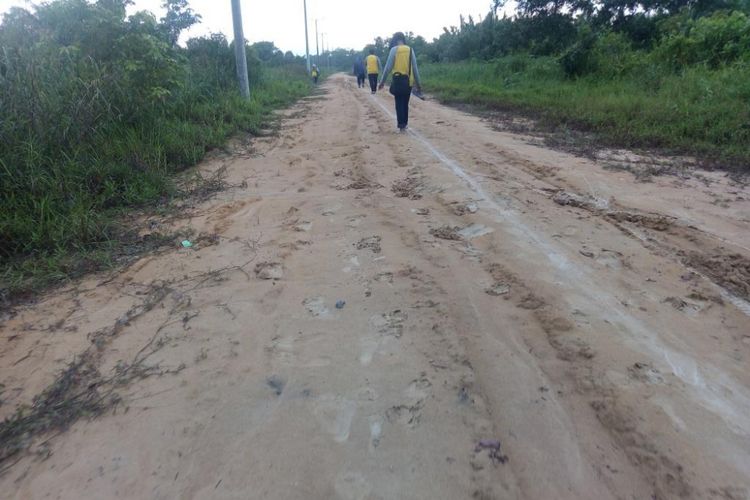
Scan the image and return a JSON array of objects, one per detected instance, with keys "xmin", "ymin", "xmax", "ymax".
[
  {"xmin": 378, "ymin": 32, "xmax": 422, "ymax": 132},
  {"xmin": 311, "ymin": 64, "xmax": 320, "ymax": 84},
  {"xmin": 365, "ymin": 48, "xmax": 381, "ymax": 94}
]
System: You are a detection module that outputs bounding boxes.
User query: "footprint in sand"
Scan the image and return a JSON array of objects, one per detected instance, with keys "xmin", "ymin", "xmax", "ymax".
[
  {"xmin": 294, "ymin": 221, "xmax": 312, "ymax": 232},
  {"xmin": 356, "ymin": 236, "xmax": 382, "ymax": 253},
  {"xmin": 342, "ymin": 255, "xmax": 360, "ymax": 273},
  {"xmin": 255, "ymin": 262, "xmax": 283, "ymax": 280},
  {"xmin": 596, "ymin": 249, "xmax": 625, "ymax": 270},
  {"xmin": 312, "ymin": 395, "xmax": 357, "ymax": 443},
  {"xmin": 346, "ymin": 215, "xmax": 366, "ymax": 228},
  {"xmin": 267, "ymin": 333, "xmax": 331, "ymax": 368},
  {"xmin": 368, "ymin": 415, "xmax": 384, "ymax": 450},
  {"xmin": 303, "ymin": 296, "xmax": 329, "ymax": 317},
  {"xmin": 322, "ymin": 202, "xmax": 343, "ymax": 216},
  {"xmin": 359, "ymin": 337, "xmax": 380, "ymax": 366},
  {"xmin": 457, "ymin": 224, "xmax": 494, "ymax": 240},
  {"xmin": 373, "ymin": 272, "xmax": 394, "ymax": 284},
  {"xmin": 369, "ymin": 310, "xmax": 407, "ymax": 338},
  {"xmin": 628, "ymin": 362, "xmax": 666, "ymax": 385},
  {"xmin": 385, "ymin": 376, "xmax": 432, "ymax": 429},
  {"xmin": 334, "ymin": 471, "xmax": 372, "ymax": 500},
  {"xmin": 405, "ymin": 376, "xmax": 432, "ymax": 400}
]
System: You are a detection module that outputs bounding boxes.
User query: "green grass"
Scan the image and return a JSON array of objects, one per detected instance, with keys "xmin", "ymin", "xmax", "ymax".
[
  {"xmin": 422, "ymin": 57, "xmax": 750, "ymax": 169},
  {"xmin": 0, "ymin": 66, "xmax": 312, "ymax": 300}
]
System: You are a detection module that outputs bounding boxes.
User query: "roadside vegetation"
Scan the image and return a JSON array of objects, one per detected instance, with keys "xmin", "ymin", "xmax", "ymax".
[
  {"xmin": 0, "ymin": 0, "xmax": 311, "ymax": 300},
  {"xmin": 362, "ymin": 0, "xmax": 750, "ymax": 169}
]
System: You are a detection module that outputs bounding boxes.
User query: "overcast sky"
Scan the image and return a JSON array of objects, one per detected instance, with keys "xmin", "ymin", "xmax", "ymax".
[{"xmin": 0, "ymin": 0, "xmax": 512, "ymax": 54}]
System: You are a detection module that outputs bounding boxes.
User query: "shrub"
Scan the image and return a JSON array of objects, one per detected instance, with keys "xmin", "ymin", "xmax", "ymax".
[
  {"xmin": 185, "ymin": 34, "xmax": 262, "ymax": 93},
  {"xmin": 591, "ymin": 32, "xmax": 640, "ymax": 78},
  {"xmin": 656, "ymin": 10, "xmax": 750, "ymax": 68},
  {"xmin": 559, "ymin": 29, "xmax": 599, "ymax": 77}
]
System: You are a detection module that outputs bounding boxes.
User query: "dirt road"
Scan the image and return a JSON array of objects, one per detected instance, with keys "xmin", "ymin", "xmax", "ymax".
[{"xmin": 2, "ymin": 74, "xmax": 750, "ymax": 499}]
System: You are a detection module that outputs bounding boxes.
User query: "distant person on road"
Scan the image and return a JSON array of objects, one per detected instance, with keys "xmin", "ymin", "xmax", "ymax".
[
  {"xmin": 353, "ymin": 57, "xmax": 366, "ymax": 88},
  {"xmin": 311, "ymin": 64, "xmax": 320, "ymax": 84},
  {"xmin": 365, "ymin": 48, "xmax": 381, "ymax": 94},
  {"xmin": 379, "ymin": 32, "xmax": 422, "ymax": 132}
]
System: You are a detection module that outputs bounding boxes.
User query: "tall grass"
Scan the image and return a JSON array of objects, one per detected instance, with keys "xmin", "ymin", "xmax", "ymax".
[
  {"xmin": 0, "ymin": 2, "xmax": 316, "ymax": 298},
  {"xmin": 422, "ymin": 57, "xmax": 750, "ymax": 168},
  {"xmin": 1, "ymin": 51, "xmax": 310, "ymax": 297}
]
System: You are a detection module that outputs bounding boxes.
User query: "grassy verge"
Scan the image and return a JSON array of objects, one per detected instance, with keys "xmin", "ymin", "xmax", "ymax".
[
  {"xmin": 421, "ymin": 58, "xmax": 750, "ymax": 170},
  {"xmin": 0, "ymin": 66, "xmax": 311, "ymax": 302}
]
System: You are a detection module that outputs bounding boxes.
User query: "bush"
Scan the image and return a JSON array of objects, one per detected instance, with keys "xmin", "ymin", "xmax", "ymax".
[
  {"xmin": 559, "ymin": 30, "xmax": 639, "ymax": 78},
  {"xmin": 559, "ymin": 29, "xmax": 599, "ymax": 77},
  {"xmin": 591, "ymin": 32, "xmax": 640, "ymax": 78},
  {"xmin": 185, "ymin": 34, "xmax": 263, "ymax": 93},
  {"xmin": 656, "ymin": 10, "xmax": 750, "ymax": 68}
]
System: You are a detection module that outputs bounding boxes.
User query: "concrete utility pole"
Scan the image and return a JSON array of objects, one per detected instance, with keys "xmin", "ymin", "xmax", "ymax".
[
  {"xmin": 323, "ymin": 35, "xmax": 330, "ymax": 70},
  {"xmin": 303, "ymin": 0, "xmax": 311, "ymax": 73},
  {"xmin": 315, "ymin": 19, "xmax": 320, "ymax": 66},
  {"xmin": 231, "ymin": 0, "xmax": 250, "ymax": 98}
]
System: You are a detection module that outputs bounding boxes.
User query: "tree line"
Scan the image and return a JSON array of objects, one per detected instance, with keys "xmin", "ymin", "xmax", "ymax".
[{"xmin": 357, "ymin": 0, "xmax": 749, "ymax": 77}]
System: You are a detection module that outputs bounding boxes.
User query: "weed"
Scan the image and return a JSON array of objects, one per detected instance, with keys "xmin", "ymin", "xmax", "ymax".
[{"xmin": 0, "ymin": 283, "xmax": 173, "ymax": 471}]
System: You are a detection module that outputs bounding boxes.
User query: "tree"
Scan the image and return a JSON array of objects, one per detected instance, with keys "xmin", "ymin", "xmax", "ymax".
[
  {"xmin": 160, "ymin": 0, "xmax": 200, "ymax": 47},
  {"xmin": 492, "ymin": 0, "xmax": 506, "ymax": 16},
  {"xmin": 252, "ymin": 41, "xmax": 284, "ymax": 63},
  {"xmin": 517, "ymin": 0, "xmax": 569, "ymax": 16}
]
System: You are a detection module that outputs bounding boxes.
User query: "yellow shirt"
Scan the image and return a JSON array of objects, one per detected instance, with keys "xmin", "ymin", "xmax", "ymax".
[
  {"xmin": 392, "ymin": 46, "xmax": 414, "ymax": 86},
  {"xmin": 366, "ymin": 55, "xmax": 379, "ymax": 74}
]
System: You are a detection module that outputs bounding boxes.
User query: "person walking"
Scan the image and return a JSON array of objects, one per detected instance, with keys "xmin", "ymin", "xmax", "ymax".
[
  {"xmin": 378, "ymin": 32, "xmax": 422, "ymax": 132},
  {"xmin": 311, "ymin": 64, "xmax": 320, "ymax": 84},
  {"xmin": 365, "ymin": 48, "xmax": 381, "ymax": 94},
  {"xmin": 353, "ymin": 57, "xmax": 366, "ymax": 88}
]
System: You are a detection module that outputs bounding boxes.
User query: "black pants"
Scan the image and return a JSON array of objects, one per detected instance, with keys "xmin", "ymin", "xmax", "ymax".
[
  {"xmin": 394, "ymin": 90, "xmax": 412, "ymax": 129},
  {"xmin": 368, "ymin": 73, "xmax": 378, "ymax": 92},
  {"xmin": 357, "ymin": 73, "xmax": 365, "ymax": 87}
]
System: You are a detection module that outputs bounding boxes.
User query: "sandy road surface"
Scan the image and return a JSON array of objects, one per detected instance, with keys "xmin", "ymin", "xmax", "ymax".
[{"xmin": 2, "ymin": 74, "xmax": 750, "ymax": 499}]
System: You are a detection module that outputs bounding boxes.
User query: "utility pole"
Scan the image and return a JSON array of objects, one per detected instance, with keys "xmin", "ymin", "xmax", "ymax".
[
  {"xmin": 231, "ymin": 0, "xmax": 250, "ymax": 98},
  {"xmin": 321, "ymin": 33, "xmax": 326, "ymax": 70},
  {"xmin": 303, "ymin": 0, "xmax": 311, "ymax": 73},
  {"xmin": 325, "ymin": 36, "xmax": 331, "ymax": 70},
  {"xmin": 315, "ymin": 19, "xmax": 320, "ymax": 66}
]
